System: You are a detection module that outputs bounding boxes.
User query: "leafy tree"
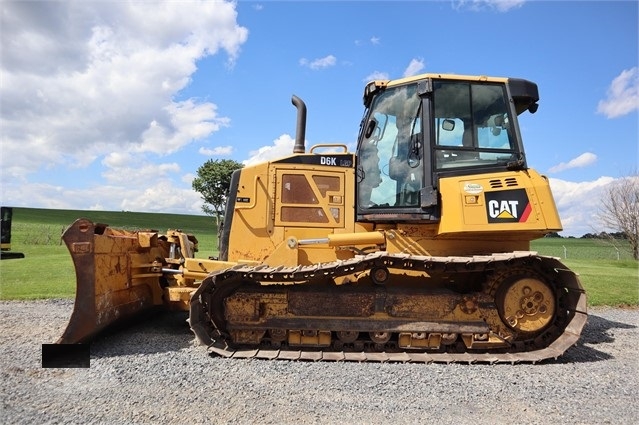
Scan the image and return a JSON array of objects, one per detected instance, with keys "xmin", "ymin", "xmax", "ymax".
[
  {"xmin": 192, "ymin": 159, "xmax": 244, "ymax": 224},
  {"xmin": 597, "ymin": 173, "xmax": 639, "ymax": 260}
]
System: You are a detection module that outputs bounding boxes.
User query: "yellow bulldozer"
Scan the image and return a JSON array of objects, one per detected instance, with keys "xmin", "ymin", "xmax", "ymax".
[{"xmin": 58, "ymin": 73, "xmax": 587, "ymax": 363}]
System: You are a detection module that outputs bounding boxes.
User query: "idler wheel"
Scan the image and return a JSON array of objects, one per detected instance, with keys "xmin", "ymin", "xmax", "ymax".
[{"xmin": 497, "ymin": 277, "xmax": 556, "ymax": 334}]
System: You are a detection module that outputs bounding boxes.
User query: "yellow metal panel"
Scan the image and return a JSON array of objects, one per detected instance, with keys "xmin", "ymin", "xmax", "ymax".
[
  {"xmin": 438, "ymin": 169, "xmax": 562, "ymax": 236},
  {"xmin": 227, "ymin": 160, "xmax": 355, "ymax": 264},
  {"xmin": 227, "ymin": 162, "xmax": 274, "ymax": 263}
]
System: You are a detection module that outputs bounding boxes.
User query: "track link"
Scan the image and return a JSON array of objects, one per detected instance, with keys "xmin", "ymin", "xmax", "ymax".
[{"xmin": 189, "ymin": 251, "xmax": 587, "ymax": 364}]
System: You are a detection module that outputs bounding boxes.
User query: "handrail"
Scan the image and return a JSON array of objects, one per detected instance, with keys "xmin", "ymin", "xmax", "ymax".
[{"xmin": 309, "ymin": 143, "xmax": 349, "ymax": 154}]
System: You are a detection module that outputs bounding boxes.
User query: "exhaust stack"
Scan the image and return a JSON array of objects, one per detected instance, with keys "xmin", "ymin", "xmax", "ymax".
[{"xmin": 291, "ymin": 95, "xmax": 307, "ymax": 153}]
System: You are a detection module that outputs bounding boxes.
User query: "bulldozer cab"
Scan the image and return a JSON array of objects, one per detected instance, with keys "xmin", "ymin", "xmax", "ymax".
[{"xmin": 356, "ymin": 75, "xmax": 538, "ymax": 223}]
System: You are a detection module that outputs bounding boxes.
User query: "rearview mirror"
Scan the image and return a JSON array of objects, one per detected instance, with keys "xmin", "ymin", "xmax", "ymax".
[{"xmin": 442, "ymin": 119, "xmax": 455, "ymax": 131}]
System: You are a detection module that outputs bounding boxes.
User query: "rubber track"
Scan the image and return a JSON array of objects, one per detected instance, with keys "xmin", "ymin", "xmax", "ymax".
[{"xmin": 191, "ymin": 251, "xmax": 588, "ymax": 364}]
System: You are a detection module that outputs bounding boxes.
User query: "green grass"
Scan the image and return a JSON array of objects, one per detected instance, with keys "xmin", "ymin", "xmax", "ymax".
[
  {"xmin": 561, "ymin": 259, "xmax": 638, "ymax": 307},
  {"xmin": 531, "ymin": 237, "xmax": 636, "ymax": 261},
  {"xmin": 1, "ymin": 207, "xmax": 637, "ymax": 306},
  {"xmin": 530, "ymin": 238, "xmax": 638, "ymax": 307},
  {"xmin": 6, "ymin": 207, "xmax": 220, "ymax": 249},
  {"xmin": 1, "ymin": 244, "xmax": 76, "ymax": 299}
]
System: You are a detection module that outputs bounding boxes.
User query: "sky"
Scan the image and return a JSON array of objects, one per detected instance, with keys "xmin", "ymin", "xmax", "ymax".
[{"xmin": 1, "ymin": 0, "xmax": 637, "ymax": 237}]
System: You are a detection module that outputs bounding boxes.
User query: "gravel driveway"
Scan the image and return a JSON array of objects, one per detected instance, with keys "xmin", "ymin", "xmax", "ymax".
[{"xmin": 1, "ymin": 299, "xmax": 637, "ymax": 425}]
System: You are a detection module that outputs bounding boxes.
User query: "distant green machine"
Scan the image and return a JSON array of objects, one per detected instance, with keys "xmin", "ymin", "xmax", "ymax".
[{"xmin": 1, "ymin": 207, "xmax": 25, "ymax": 260}]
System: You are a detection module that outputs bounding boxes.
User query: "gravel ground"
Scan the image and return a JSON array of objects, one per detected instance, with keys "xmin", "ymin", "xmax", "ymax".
[{"xmin": 1, "ymin": 299, "xmax": 638, "ymax": 425}]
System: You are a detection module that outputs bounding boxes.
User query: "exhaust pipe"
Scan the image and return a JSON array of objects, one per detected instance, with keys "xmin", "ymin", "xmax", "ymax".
[{"xmin": 291, "ymin": 95, "xmax": 306, "ymax": 153}]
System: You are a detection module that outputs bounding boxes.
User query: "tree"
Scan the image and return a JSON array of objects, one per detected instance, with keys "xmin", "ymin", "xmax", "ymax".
[
  {"xmin": 598, "ymin": 173, "xmax": 639, "ymax": 260},
  {"xmin": 545, "ymin": 231, "xmax": 563, "ymax": 238},
  {"xmin": 192, "ymin": 159, "xmax": 244, "ymax": 224}
]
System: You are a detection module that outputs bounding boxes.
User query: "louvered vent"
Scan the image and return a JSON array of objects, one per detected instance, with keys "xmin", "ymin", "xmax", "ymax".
[
  {"xmin": 489, "ymin": 178, "xmax": 519, "ymax": 188},
  {"xmin": 504, "ymin": 177, "xmax": 519, "ymax": 187},
  {"xmin": 489, "ymin": 179, "xmax": 503, "ymax": 188}
]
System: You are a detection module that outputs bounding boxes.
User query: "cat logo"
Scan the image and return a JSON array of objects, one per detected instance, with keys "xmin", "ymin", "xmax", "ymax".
[{"xmin": 485, "ymin": 189, "xmax": 532, "ymax": 223}]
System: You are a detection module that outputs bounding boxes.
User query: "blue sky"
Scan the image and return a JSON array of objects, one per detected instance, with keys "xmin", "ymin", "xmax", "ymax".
[{"xmin": 1, "ymin": 0, "xmax": 637, "ymax": 237}]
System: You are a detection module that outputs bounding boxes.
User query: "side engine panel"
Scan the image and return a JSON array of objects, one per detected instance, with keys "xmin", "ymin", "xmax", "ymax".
[
  {"xmin": 437, "ymin": 169, "xmax": 562, "ymax": 238},
  {"xmin": 223, "ymin": 152, "xmax": 358, "ymax": 265}
]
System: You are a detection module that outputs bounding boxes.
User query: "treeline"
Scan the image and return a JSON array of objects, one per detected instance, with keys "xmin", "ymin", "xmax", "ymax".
[{"xmin": 545, "ymin": 231, "xmax": 628, "ymax": 239}]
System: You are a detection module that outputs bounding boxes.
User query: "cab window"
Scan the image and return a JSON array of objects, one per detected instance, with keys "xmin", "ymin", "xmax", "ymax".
[
  {"xmin": 358, "ymin": 83, "xmax": 423, "ymax": 208},
  {"xmin": 433, "ymin": 82, "xmax": 517, "ymax": 169}
]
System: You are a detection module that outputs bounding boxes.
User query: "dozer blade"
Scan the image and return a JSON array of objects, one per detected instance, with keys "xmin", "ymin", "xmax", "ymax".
[{"xmin": 57, "ymin": 219, "xmax": 168, "ymax": 344}]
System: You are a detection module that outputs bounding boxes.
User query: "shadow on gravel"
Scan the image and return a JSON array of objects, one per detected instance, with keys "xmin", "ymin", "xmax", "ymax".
[
  {"xmin": 554, "ymin": 313, "xmax": 637, "ymax": 364},
  {"xmin": 88, "ymin": 310, "xmax": 194, "ymax": 358}
]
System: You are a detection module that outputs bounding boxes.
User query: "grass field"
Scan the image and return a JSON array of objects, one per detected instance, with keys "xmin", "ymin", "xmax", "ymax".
[{"xmin": 1, "ymin": 207, "xmax": 637, "ymax": 306}]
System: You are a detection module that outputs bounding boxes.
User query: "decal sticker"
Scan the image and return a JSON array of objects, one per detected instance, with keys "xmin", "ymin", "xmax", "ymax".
[
  {"xmin": 463, "ymin": 183, "xmax": 483, "ymax": 195},
  {"xmin": 485, "ymin": 189, "xmax": 532, "ymax": 223},
  {"xmin": 320, "ymin": 156, "xmax": 337, "ymax": 165},
  {"xmin": 273, "ymin": 154, "xmax": 354, "ymax": 168}
]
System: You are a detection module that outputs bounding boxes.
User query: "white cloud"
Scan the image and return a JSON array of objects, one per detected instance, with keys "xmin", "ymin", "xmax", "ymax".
[
  {"xmin": 243, "ymin": 135, "xmax": 296, "ymax": 166},
  {"xmin": 138, "ymin": 100, "xmax": 231, "ymax": 155},
  {"xmin": 102, "ymin": 162, "xmax": 181, "ymax": 186},
  {"xmin": 182, "ymin": 173, "xmax": 197, "ymax": 184},
  {"xmin": 199, "ymin": 146, "xmax": 234, "ymax": 156},
  {"xmin": 453, "ymin": 0, "xmax": 526, "ymax": 12},
  {"xmin": 88, "ymin": 203, "xmax": 105, "ymax": 211},
  {"xmin": 597, "ymin": 67, "xmax": 639, "ymax": 118},
  {"xmin": 488, "ymin": 0, "xmax": 526, "ymax": 12},
  {"xmin": 0, "ymin": 1, "xmax": 247, "ymax": 182},
  {"xmin": 242, "ymin": 135, "xmax": 353, "ymax": 168},
  {"xmin": 0, "ymin": 1, "xmax": 246, "ymax": 216},
  {"xmin": 549, "ymin": 177, "xmax": 616, "ymax": 236},
  {"xmin": 102, "ymin": 152, "xmax": 134, "ymax": 169},
  {"xmin": 299, "ymin": 55, "xmax": 337, "ymax": 70},
  {"xmin": 548, "ymin": 152, "xmax": 597, "ymax": 173},
  {"xmin": 120, "ymin": 180, "xmax": 202, "ymax": 214},
  {"xmin": 370, "ymin": 36, "xmax": 381, "ymax": 45},
  {"xmin": 403, "ymin": 58, "xmax": 425, "ymax": 78},
  {"xmin": 363, "ymin": 71, "xmax": 390, "ymax": 83},
  {"xmin": 0, "ymin": 179, "xmax": 201, "ymax": 215}
]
